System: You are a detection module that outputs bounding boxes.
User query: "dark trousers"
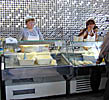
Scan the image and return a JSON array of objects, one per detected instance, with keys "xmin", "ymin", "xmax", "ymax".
[
  {"xmin": 104, "ymin": 63, "xmax": 109, "ymax": 100},
  {"xmin": 90, "ymin": 66, "xmax": 101, "ymax": 92},
  {"xmin": 104, "ymin": 77, "xmax": 109, "ymax": 100}
]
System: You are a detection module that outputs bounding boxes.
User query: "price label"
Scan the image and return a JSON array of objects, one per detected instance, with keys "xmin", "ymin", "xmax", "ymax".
[
  {"xmin": 1, "ymin": 63, "xmax": 4, "ymax": 70},
  {"xmin": 55, "ymin": 41, "xmax": 62, "ymax": 46}
]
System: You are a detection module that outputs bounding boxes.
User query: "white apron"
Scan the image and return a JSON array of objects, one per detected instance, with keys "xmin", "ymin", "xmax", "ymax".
[
  {"xmin": 85, "ymin": 34, "xmax": 96, "ymax": 41},
  {"xmin": 84, "ymin": 30, "xmax": 96, "ymax": 41},
  {"xmin": 27, "ymin": 34, "xmax": 39, "ymax": 40},
  {"xmin": 27, "ymin": 29, "xmax": 40, "ymax": 40}
]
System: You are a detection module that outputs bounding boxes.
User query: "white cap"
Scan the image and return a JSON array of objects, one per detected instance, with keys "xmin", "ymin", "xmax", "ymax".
[{"xmin": 25, "ymin": 16, "xmax": 35, "ymax": 21}]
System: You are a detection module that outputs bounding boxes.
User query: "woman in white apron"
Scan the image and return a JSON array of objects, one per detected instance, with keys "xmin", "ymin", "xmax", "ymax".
[
  {"xmin": 78, "ymin": 19, "xmax": 98, "ymax": 41},
  {"xmin": 78, "ymin": 19, "xmax": 101, "ymax": 92},
  {"xmin": 18, "ymin": 16, "xmax": 44, "ymax": 40}
]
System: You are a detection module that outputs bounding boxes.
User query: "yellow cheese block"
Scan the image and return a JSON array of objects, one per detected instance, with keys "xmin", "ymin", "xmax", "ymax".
[
  {"xmin": 72, "ymin": 60, "xmax": 93, "ymax": 66},
  {"xmin": 102, "ymin": 58, "xmax": 104, "ymax": 62},
  {"xmin": 36, "ymin": 55, "xmax": 52, "ymax": 59},
  {"xmin": 78, "ymin": 61, "xmax": 84, "ymax": 65},
  {"xmin": 19, "ymin": 44, "xmax": 50, "ymax": 53},
  {"xmin": 72, "ymin": 60, "xmax": 79, "ymax": 66},
  {"xmin": 51, "ymin": 59, "xmax": 57, "ymax": 65},
  {"xmin": 20, "ymin": 44, "xmax": 49, "ymax": 48},
  {"xmin": 36, "ymin": 52, "xmax": 51, "ymax": 56}
]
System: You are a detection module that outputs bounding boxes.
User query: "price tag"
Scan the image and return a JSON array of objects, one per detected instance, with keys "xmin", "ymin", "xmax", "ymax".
[
  {"xmin": 1, "ymin": 63, "xmax": 4, "ymax": 70},
  {"xmin": 55, "ymin": 41, "xmax": 62, "ymax": 46}
]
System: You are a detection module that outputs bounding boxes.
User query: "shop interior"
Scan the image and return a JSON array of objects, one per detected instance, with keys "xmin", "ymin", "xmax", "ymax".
[{"xmin": 0, "ymin": 0, "xmax": 109, "ymax": 100}]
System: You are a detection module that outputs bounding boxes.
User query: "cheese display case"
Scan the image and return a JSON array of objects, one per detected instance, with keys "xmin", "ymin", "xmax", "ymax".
[
  {"xmin": 0, "ymin": 40, "xmax": 107, "ymax": 100},
  {"xmin": 1, "ymin": 40, "xmax": 73, "ymax": 100},
  {"xmin": 63, "ymin": 41, "xmax": 107, "ymax": 93},
  {"xmin": 3, "ymin": 40, "xmax": 70, "ymax": 67},
  {"xmin": 67, "ymin": 41, "xmax": 103, "ymax": 66}
]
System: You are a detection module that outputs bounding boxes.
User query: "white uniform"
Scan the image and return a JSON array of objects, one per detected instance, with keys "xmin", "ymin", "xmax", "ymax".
[
  {"xmin": 19, "ymin": 27, "xmax": 44, "ymax": 40},
  {"xmin": 84, "ymin": 30, "xmax": 96, "ymax": 41}
]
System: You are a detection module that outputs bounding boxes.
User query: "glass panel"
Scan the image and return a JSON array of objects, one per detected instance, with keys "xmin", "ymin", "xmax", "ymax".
[
  {"xmin": 2, "ymin": 66, "xmax": 73, "ymax": 83},
  {"xmin": 2, "ymin": 40, "xmax": 74, "ymax": 83},
  {"xmin": 65, "ymin": 41, "xmax": 105, "ymax": 67},
  {"xmin": 3, "ymin": 40, "xmax": 69, "ymax": 68}
]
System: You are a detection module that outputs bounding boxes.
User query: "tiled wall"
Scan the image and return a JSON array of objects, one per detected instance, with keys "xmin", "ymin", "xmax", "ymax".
[{"xmin": 0, "ymin": 0, "xmax": 109, "ymax": 40}]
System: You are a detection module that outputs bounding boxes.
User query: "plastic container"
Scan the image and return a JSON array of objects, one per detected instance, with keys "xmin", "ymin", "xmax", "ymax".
[
  {"xmin": 37, "ymin": 59, "xmax": 51, "ymax": 65},
  {"xmin": 19, "ymin": 60, "xmax": 34, "ymax": 66},
  {"xmin": 36, "ymin": 55, "xmax": 52, "ymax": 65},
  {"xmin": 17, "ymin": 53, "xmax": 36, "ymax": 65}
]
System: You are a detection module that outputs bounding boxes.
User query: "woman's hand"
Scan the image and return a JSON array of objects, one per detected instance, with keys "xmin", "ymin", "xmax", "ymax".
[
  {"xmin": 83, "ymin": 46, "xmax": 89, "ymax": 51},
  {"xmin": 96, "ymin": 60, "xmax": 101, "ymax": 64}
]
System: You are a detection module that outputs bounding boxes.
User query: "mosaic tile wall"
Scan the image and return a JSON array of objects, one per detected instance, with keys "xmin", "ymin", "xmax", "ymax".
[{"xmin": 0, "ymin": 0, "xmax": 109, "ymax": 40}]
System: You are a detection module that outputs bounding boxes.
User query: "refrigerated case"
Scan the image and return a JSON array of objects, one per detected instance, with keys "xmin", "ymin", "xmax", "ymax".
[
  {"xmin": 64, "ymin": 41, "xmax": 107, "ymax": 93},
  {"xmin": 66, "ymin": 41, "xmax": 103, "ymax": 66},
  {"xmin": 1, "ymin": 40, "xmax": 73, "ymax": 100},
  {"xmin": 1, "ymin": 40, "xmax": 107, "ymax": 100}
]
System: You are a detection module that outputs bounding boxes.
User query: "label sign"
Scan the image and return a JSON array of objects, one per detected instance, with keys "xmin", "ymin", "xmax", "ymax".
[{"xmin": 55, "ymin": 41, "xmax": 63, "ymax": 46}]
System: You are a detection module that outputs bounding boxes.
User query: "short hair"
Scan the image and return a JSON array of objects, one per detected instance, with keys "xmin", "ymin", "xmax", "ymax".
[{"xmin": 25, "ymin": 18, "xmax": 35, "ymax": 24}]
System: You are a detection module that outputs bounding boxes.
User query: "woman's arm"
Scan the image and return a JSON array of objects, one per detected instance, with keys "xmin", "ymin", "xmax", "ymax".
[
  {"xmin": 17, "ymin": 30, "xmax": 23, "ymax": 41},
  {"xmin": 17, "ymin": 28, "xmax": 26, "ymax": 41},
  {"xmin": 37, "ymin": 27, "xmax": 44, "ymax": 40},
  {"xmin": 96, "ymin": 33, "xmax": 109, "ymax": 64},
  {"xmin": 95, "ymin": 33, "xmax": 98, "ymax": 41}
]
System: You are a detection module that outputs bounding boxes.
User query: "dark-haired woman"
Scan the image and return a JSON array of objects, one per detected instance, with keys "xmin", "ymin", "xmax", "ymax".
[
  {"xmin": 78, "ymin": 19, "xmax": 98, "ymax": 41},
  {"xmin": 79, "ymin": 20, "xmax": 101, "ymax": 92}
]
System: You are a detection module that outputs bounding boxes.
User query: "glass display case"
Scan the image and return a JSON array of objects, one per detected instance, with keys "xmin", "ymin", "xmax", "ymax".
[
  {"xmin": 0, "ymin": 40, "xmax": 107, "ymax": 100},
  {"xmin": 1, "ymin": 40, "xmax": 73, "ymax": 100},
  {"xmin": 65, "ymin": 41, "xmax": 107, "ymax": 94},
  {"xmin": 3, "ymin": 40, "xmax": 71, "ymax": 68},
  {"xmin": 65, "ymin": 41, "xmax": 104, "ymax": 67}
]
